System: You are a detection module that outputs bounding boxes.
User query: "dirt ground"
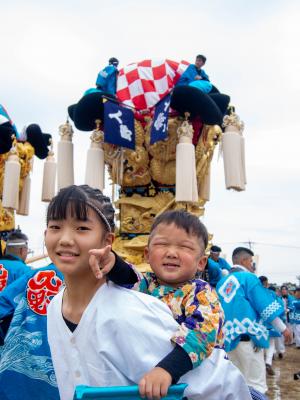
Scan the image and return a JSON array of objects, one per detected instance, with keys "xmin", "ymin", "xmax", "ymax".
[{"xmin": 266, "ymin": 345, "xmax": 300, "ymax": 399}]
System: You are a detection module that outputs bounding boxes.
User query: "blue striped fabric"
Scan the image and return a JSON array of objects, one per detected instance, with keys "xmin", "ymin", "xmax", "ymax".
[{"xmin": 249, "ymin": 386, "xmax": 269, "ymax": 400}]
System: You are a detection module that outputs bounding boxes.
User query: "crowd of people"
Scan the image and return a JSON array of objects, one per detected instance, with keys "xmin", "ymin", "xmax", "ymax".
[{"xmin": 0, "ymin": 184, "xmax": 299, "ymax": 400}]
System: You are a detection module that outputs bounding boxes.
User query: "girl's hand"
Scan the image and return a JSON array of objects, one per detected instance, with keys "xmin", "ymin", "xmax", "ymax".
[
  {"xmin": 139, "ymin": 367, "xmax": 172, "ymax": 400},
  {"xmin": 89, "ymin": 246, "xmax": 115, "ymax": 279}
]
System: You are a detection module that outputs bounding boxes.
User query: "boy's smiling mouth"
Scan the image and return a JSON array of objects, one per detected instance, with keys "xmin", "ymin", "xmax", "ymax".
[{"xmin": 162, "ymin": 262, "xmax": 180, "ymax": 268}]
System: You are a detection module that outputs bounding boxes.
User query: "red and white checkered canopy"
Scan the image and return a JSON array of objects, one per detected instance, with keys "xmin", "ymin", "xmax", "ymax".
[{"xmin": 116, "ymin": 59, "xmax": 189, "ymax": 111}]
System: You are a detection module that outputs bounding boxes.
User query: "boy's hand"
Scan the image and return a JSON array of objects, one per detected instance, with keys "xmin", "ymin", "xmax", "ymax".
[
  {"xmin": 89, "ymin": 245, "xmax": 115, "ymax": 279},
  {"xmin": 139, "ymin": 367, "xmax": 172, "ymax": 400}
]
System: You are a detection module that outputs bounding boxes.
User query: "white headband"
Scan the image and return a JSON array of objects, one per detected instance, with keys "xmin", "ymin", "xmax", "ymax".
[
  {"xmin": 6, "ymin": 241, "xmax": 28, "ymax": 247},
  {"xmin": 86, "ymin": 201, "xmax": 112, "ymax": 233}
]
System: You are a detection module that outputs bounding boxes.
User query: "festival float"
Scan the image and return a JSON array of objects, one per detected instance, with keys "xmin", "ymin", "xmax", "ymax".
[
  {"xmin": 0, "ymin": 58, "xmax": 246, "ymax": 267},
  {"xmin": 0, "ymin": 105, "xmax": 53, "ymax": 255}
]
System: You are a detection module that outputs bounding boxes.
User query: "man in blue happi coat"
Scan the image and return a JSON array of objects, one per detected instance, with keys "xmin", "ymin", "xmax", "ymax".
[
  {"xmin": 217, "ymin": 247, "xmax": 292, "ymax": 394},
  {"xmin": 0, "ymin": 263, "xmax": 63, "ymax": 400},
  {"xmin": 280, "ymin": 284, "xmax": 295, "ymax": 324},
  {"xmin": 290, "ymin": 287, "xmax": 300, "ymax": 348},
  {"xmin": 204, "ymin": 245, "xmax": 231, "ymax": 287},
  {"xmin": 0, "ymin": 229, "xmax": 30, "ymax": 293},
  {"xmin": 177, "ymin": 54, "xmax": 212, "ymax": 93},
  {"xmin": 209, "ymin": 245, "xmax": 231, "ymax": 273},
  {"xmin": 95, "ymin": 57, "xmax": 119, "ymax": 95}
]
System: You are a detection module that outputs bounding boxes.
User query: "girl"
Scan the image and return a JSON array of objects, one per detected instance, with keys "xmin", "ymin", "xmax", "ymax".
[{"xmin": 46, "ymin": 185, "xmax": 252, "ymax": 400}]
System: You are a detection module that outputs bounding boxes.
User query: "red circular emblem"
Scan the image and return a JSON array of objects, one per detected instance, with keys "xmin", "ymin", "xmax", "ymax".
[
  {"xmin": 27, "ymin": 270, "xmax": 63, "ymax": 315},
  {"xmin": 0, "ymin": 264, "xmax": 9, "ymax": 292}
]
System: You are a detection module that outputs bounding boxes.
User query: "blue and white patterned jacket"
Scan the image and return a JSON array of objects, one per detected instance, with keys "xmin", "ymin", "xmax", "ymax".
[
  {"xmin": 217, "ymin": 267, "xmax": 284, "ymax": 352},
  {"xmin": 0, "ymin": 264, "xmax": 63, "ymax": 400}
]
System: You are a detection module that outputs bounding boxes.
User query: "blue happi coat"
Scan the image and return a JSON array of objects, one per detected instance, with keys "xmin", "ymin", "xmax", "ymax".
[
  {"xmin": 217, "ymin": 257, "xmax": 231, "ymax": 272},
  {"xmin": 290, "ymin": 298, "xmax": 300, "ymax": 325},
  {"xmin": 207, "ymin": 258, "xmax": 222, "ymax": 287},
  {"xmin": 281, "ymin": 294, "xmax": 294, "ymax": 311},
  {"xmin": 0, "ymin": 104, "xmax": 19, "ymax": 137},
  {"xmin": 0, "ymin": 255, "xmax": 30, "ymax": 292},
  {"xmin": 95, "ymin": 64, "xmax": 118, "ymax": 95},
  {"xmin": 0, "ymin": 264, "xmax": 63, "ymax": 400},
  {"xmin": 216, "ymin": 269, "xmax": 284, "ymax": 352},
  {"xmin": 177, "ymin": 64, "xmax": 210, "ymax": 85},
  {"xmin": 280, "ymin": 293, "xmax": 295, "ymax": 323},
  {"xmin": 177, "ymin": 65, "xmax": 212, "ymax": 93},
  {"xmin": 265, "ymin": 290, "xmax": 285, "ymax": 338}
]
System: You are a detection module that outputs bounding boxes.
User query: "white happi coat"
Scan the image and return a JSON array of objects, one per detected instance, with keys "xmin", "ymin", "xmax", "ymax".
[{"xmin": 47, "ymin": 282, "xmax": 251, "ymax": 400}]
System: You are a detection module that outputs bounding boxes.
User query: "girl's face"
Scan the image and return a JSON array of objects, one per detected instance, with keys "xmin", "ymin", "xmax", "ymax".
[
  {"xmin": 144, "ymin": 223, "xmax": 207, "ymax": 287},
  {"xmin": 45, "ymin": 206, "xmax": 112, "ymax": 277}
]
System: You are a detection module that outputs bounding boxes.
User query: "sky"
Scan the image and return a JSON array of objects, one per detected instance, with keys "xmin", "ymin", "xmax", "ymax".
[{"xmin": 1, "ymin": 0, "xmax": 300, "ymax": 284}]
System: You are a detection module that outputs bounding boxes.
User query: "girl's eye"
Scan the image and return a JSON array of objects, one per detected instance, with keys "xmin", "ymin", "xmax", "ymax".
[
  {"xmin": 77, "ymin": 226, "xmax": 90, "ymax": 231},
  {"xmin": 48, "ymin": 225, "xmax": 60, "ymax": 230}
]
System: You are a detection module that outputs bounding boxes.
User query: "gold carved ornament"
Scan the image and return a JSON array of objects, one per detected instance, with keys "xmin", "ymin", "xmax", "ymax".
[
  {"xmin": 104, "ymin": 114, "xmax": 223, "ymax": 268},
  {"xmin": 0, "ymin": 139, "xmax": 35, "ymax": 232}
]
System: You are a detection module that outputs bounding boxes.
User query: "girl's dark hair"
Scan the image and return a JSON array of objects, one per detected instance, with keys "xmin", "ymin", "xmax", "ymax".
[
  {"xmin": 149, "ymin": 210, "xmax": 208, "ymax": 250},
  {"xmin": 46, "ymin": 185, "xmax": 115, "ymax": 232}
]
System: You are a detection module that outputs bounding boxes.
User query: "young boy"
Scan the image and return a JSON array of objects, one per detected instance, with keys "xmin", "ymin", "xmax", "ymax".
[
  {"xmin": 90, "ymin": 210, "xmax": 224, "ymax": 396},
  {"xmin": 177, "ymin": 54, "xmax": 212, "ymax": 93}
]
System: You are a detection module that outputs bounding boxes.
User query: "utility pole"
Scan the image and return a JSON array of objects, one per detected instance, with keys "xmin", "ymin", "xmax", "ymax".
[{"xmin": 247, "ymin": 240, "xmax": 254, "ymax": 251}]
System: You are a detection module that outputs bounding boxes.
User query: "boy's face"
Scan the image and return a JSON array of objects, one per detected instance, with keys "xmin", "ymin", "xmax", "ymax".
[
  {"xmin": 195, "ymin": 58, "xmax": 205, "ymax": 69},
  {"xmin": 45, "ymin": 207, "xmax": 112, "ymax": 277},
  {"xmin": 210, "ymin": 252, "xmax": 220, "ymax": 262},
  {"xmin": 296, "ymin": 291, "xmax": 300, "ymax": 299},
  {"xmin": 144, "ymin": 223, "xmax": 207, "ymax": 287}
]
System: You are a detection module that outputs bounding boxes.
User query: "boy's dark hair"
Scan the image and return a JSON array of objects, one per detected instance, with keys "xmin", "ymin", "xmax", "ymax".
[
  {"xmin": 268, "ymin": 285, "xmax": 277, "ymax": 292},
  {"xmin": 47, "ymin": 185, "xmax": 115, "ymax": 232},
  {"xmin": 149, "ymin": 210, "xmax": 208, "ymax": 250},
  {"xmin": 196, "ymin": 54, "xmax": 206, "ymax": 63},
  {"xmin": 259, "ymin": 275, "xmax": 268, "ymax": 284},
  {"xmin": 108, "ymin": 57, "xmax": 119, "ymax": 67},
  {"xmin": 295, "ymin": 287, "xmax": 300, "ymax": 292},
  {"xmin": 211, "ymin": 245, "xmax": 221, "ymax": 253}
]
